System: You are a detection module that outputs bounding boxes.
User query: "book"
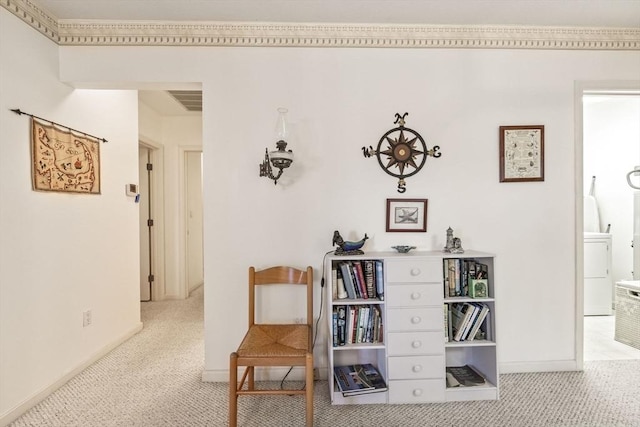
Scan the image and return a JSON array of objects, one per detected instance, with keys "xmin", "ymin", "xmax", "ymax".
[
  {"xmin": 460, "ymin": 302, "xmax": 480, "ymax": 340},
  {"xmin": 336, "ymin": 267, "xmax": 347, "ymax": 299},
  {"xmin": 352, "ymin": 262, "xmax": 368, "ymax": 299},
  {"xmin": 333, "ymin": 364, "xmax": 387, "ymax": 396},
  {"xmin": 452, "ymin": 303, "xmax": 474, "ymax": 341},
  {"xmin": 445, "ymin": 365, "xmax": 486, "ymax": 387},
  {"xmin": 332, "ymin": 308, "xmax": 338, "ymax": 346},
  {"xmin": 363, "ymin": 260, "xmax": 376, "ymax": 298},
  {"xmin": 339, "ymin": 262, "xmax": 357, "ymax": 299},
  {"xmin": 467, "ymin": 304, "xmax": 489, "ymax": 341},
  {"xmin": 336, "ymin": 306, "xmax": 347, "ymax": 346},
  {"xmin": 374, "ymin": 260, "xmax": 384, "ymax": 300}
]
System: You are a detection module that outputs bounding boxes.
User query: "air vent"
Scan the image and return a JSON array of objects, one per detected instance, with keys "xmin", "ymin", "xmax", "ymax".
[{"xmin": 168, "ymin": 90, "xmax": 202, "ymax": 112}]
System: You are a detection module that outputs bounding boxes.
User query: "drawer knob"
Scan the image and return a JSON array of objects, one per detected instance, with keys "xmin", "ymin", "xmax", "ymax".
[
  {"xmin": 411, "ymin": 316, "xmax": 421, "ymax": 324},
  {"xmin": 412, "ymin": 389, "xmax": 423, "ymax": 397},
  {"xmin": 410, "ymin": 292, "xmax": 421, "ymax": 300},
  {"xmin": 411, "ymin": 340, "xmax": 422, "ymax": 348},
  {"xmin": 410, "ymin": 268, "xmax": 421, "ymax": 276},
  {"xmin": 412, "ymin": 365, "xmax": 422, "ymax": 373}
]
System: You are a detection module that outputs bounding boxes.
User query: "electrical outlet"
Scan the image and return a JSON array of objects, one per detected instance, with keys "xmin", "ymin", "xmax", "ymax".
[
  {"xmin": 83, "ymin": 310, "xmax": 92, "ymax": 327},
  {"xmin": 294, "ymin": 317, "xmax": 305, "ymax": 324}
]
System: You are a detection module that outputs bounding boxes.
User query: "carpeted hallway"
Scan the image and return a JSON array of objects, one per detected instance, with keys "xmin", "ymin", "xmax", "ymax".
[{"xmin": 9, "ymin": 286, "xmax": 640, "ymax": 426}]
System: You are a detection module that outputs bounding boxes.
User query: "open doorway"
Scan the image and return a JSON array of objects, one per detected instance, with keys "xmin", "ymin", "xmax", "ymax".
[
  {"xmin": 185, "ymin": 150, "xmax": 204, "ymax": 294},
  {"xmin": 138, "ymin": 89, "xmax": 202, "ymax": 300},
  {"xmin": 578, "ymin": 86, "xmax": 640, "ymax": 363}
]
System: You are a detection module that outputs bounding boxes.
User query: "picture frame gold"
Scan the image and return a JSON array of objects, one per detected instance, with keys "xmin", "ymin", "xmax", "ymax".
[
  {"xmin": 499, "ymin": 125, "xmax": 544, "ymax": 182},
  {"xmin": 386, "ymin": 198, "xmax": 427, "ymax": 232}
]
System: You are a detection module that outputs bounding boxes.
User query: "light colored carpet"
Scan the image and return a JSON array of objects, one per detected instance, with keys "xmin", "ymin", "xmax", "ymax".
[{"xmin": 9, "ymin": 286, "xmax": 640, "ymax": 427}]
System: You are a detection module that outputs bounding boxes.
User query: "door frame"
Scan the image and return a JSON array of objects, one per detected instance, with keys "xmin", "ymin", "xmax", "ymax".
[
  {"xmin": 139, "ymin": 138, "xmax": 166, "ymax": 301},
  {"xmin": 573, "ymin": 80, "xmax": 640, "ymax": 369}
]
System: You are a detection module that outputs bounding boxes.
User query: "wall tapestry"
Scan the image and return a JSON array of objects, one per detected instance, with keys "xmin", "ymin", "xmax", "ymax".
[{"xmin": 31, "ymin": 118, "xmax": 101, "ymax": 194}]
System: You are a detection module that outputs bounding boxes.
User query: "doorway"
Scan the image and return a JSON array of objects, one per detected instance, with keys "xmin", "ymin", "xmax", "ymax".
[
  {"xmin": 579, "ymin": 86, "xmax": 640, "ymax": 363},
  {"xmin": 185, "ymin": 151, "xmax": 204, "ymax": 294}
]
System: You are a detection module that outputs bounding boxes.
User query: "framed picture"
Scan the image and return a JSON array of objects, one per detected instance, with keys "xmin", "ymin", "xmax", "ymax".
[
  {"xmin": 499, "ymin": 125, "xmax": 544, "ymax": 182},
  {"xmin": 386, "ymin": 198, "xmax": 428, "ymax": 232}
]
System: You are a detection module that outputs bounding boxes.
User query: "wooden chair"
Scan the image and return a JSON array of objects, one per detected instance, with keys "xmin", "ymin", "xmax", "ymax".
[{"xmin": 229, "ymin": 266, "xmax": 314, "ymax": 427}]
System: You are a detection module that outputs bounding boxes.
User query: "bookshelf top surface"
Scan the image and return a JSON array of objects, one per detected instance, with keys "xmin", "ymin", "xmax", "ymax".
[{"xmin": 326, "ymin": 250, "xmax": 495, "ymax": 262}]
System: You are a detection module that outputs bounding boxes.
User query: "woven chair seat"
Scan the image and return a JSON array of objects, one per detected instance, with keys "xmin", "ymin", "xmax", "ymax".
[{"xmin": 238, "ymin": 324, "xmax": 309, "ymax": 357}]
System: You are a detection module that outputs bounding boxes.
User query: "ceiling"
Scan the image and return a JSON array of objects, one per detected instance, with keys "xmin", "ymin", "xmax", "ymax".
[{"xmin": 31, "ymin": 0, "xmax": 640, "ymax": 28}]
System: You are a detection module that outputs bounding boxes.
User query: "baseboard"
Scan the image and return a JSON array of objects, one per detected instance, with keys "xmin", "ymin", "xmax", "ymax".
[
  {"xmin": 202, "ymin": 366, "xmax": 329, "ymax": 382},
  {"xmin": 499, "ymin": 359, "xmax": 579, "ymax": 374},
  {"xmin": 0, "ymin": 322, "xmax": 143, "ymax": 427}
]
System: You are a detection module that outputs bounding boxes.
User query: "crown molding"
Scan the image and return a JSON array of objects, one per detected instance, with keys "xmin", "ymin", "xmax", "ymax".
[
  {"xmin": 3, "ymin": 0, "xmax": 640, "ymax": 50},
  {"xmin": 2, "ymin": 0, "xmax": 57, "ymax": 41}
]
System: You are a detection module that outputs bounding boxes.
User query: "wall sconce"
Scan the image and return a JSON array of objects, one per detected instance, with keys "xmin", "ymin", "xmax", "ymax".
[{"xmin": 259, "ymin": 108, "xmax": 293, "ymax": 185}]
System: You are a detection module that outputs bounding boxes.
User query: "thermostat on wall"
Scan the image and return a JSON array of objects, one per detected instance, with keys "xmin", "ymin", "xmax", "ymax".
[{"xmin": 126, "ymin": 184, "xmax": 138, "ymax": 197}]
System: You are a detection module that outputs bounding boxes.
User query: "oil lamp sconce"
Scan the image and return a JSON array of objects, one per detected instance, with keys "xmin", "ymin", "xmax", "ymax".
[
  {"xmin": 259, "ymin": 107, "xmax": 294, "ymax": 185},
  {"xmin": 362, "ymin": 112, "xmax": 441, "ymax": 193}
]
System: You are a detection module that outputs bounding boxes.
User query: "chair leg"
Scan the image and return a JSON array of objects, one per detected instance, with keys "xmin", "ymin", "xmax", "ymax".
[
  {"xmin": 305, "ymin": 353, "xmax": 314, "ymax": 427},
  {"xmin": 229, "ymin": 352, "xmax": 238, "ymax": 427},
  {"xmin": 248, "ymin": 366, "xmax": 254, "ymax": 390}
]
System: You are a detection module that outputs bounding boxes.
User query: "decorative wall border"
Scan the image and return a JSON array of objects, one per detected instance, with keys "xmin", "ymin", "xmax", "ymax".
[{"xmin": 3, "ymin": 0, "xmax": 640, "ymax": 50}]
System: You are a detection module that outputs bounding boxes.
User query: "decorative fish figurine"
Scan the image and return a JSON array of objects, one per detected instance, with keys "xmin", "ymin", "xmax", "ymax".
[{"xmin": 333, "ymin": 230, "xmax": 369, "ymax": 255}]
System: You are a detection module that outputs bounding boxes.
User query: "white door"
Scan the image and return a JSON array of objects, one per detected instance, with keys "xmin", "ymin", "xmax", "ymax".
[{"xmin": 186, "ymin": 151, "xmax": 204, "ymax": 293}]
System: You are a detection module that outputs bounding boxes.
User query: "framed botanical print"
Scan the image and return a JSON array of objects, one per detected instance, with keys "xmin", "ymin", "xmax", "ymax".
[
  {"xmin": 386, "ymin": 198, "xmax": 427, "ymax": 232},
  {"xmin": 499, "ymin": 125, "xmax": 544, "ymax": 182}
]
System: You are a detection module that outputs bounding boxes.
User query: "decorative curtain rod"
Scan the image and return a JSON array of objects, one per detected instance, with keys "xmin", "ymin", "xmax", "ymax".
[{"xmin": 10, "ymin": 108, "xmax": 108, "ymax": 143}]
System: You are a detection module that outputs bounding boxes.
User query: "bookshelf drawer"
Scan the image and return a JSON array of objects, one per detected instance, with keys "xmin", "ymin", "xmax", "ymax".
[
  {"xmin": 387, "ymin": 331, "xmax": 444, "ymax": 356},
  {"xmin": 387, "ymin": 307, "xmax": 442, "ymax": 331},
  {"xmin": 388, "ymin": 355, "xmax": 445, "ymax": 380},
  {"xmin": 386, "ymin": 283, "xmax": 442, "ymax": 307},
  {"xmin": 386, "ymin": 259, "xmax": 441, "ymax": 283},
  {"xmin": 388, "ymin": 379, "xmax": 445, "ymax": 403}
]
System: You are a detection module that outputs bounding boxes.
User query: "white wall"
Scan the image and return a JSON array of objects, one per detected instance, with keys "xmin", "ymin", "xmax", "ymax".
[
  {"xmin": 584, "ymin": 95, "xmax": 640, "ymax": 282},
  {"xmin": 56, "ymin": 45, "xmax": 640, "ymax": 378},
  {"xmin": 0, "ymin": 9, "xmax": 141, "ymax": 423}
]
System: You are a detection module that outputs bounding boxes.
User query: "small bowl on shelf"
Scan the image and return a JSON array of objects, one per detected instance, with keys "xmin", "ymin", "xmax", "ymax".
[{"xmin": 392, "ymin": 245, "xmax": 416, "ymax": 253}]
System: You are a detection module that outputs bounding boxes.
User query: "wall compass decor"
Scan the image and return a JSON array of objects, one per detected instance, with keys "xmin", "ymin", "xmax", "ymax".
[{"xmin": 362, "ymin": 113, "xmax": 441, "ymax": 193}]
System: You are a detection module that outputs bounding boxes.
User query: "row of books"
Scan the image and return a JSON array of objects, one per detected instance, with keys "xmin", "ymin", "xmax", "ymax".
[
  {"xmin": 332, "ymin": 305, "xmax": 383, "ymax": 346},
  {"xmin": 333, "ymin": 363, "xmax": 387, "ymax": 396},
  {"xmin": 443, "ymin": 258, "xmax": 489, "ymax": 298},
  {"xmin": 445, "ymin": 302, "xmax": 490, "ymax": 342},
  {"xmin": 332, "ymin": 260, "xmax": 384, "ymax": 301}
]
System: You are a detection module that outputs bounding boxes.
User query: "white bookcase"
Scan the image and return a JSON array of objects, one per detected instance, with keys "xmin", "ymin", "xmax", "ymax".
[{"xmin": 325, "ymin": 250, "xmax": 498, "ymax": 405}]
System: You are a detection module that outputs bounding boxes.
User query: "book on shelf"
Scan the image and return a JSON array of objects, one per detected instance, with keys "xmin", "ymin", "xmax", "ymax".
[
  {"xmin": 363, "ymin": 260, "xmax": 376, "ymax": 298},
  {"xmin": 451, "ymin": 303, "xmax": 473, "ymax": 341},
  {"xmin": 443, "ymin": 258, "xmax": 490, "ymax": 297},
  {"xmin": 448, "ymin": 302, "xmax": 490, "ymax": 342},
  {"xmin": 339, "ymin": 262, "xmax": 357, "ymax": 299},
  {"xmin": 374, "ymin": 260, "xmax": 384, "ymax": 301},
  {"xmin": 467, "ymin": 304, "xmax": 489, "ymax": 341},
  {"xmin": 459, "ymin": 302, "xmax": 480, "ymax": 340},
  {"xmin": 335, "ymin": 306, "xmax": 347, "ymax": 346},
  {"xmin": 335, "ymin": 260, "xmax": 384, "ymax": 301},
  {"xmin": 352, "ymin": 261, "xmax": 368, "ymax": 299},
  {"xmin": 333, "ymin": 364, "xmax": 387, "ymax": 396},
  {"xmin": 336, "ymin": 267, "xmax": 347, "ymax": 299},
  {"xmin": 445, "ymin": 365, "xmax": 486, "ymax": 387}
]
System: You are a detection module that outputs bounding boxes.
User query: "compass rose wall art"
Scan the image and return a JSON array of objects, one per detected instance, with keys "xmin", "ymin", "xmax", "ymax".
[{"xmin": 362, "ymin": 112, "xmax": 441, "ymax": 193}]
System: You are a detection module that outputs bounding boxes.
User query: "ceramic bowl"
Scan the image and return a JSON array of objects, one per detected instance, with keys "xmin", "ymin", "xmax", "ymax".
[{"xmin": 392, "ymin": 245, "xmax": 416, "ymax": 253}]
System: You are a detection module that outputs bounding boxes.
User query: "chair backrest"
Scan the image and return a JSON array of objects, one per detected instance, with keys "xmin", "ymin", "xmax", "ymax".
[{"xmin": 248, "ymin": 266, "xmax": 313, "ymax": 328}]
